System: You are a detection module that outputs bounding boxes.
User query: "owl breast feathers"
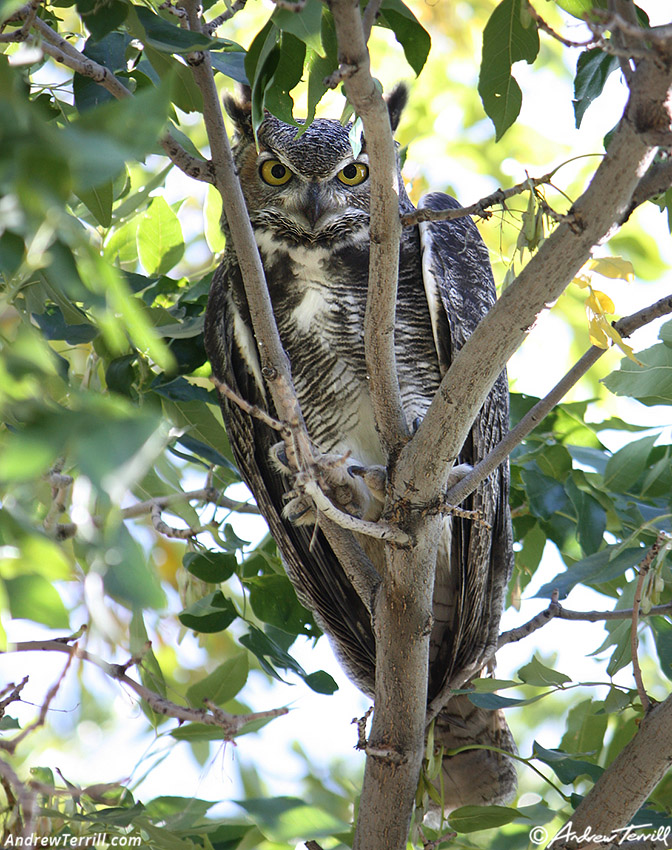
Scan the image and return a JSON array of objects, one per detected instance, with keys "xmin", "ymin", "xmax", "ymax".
[{"xmin": 204, "ymin": 85, "xmax": 517, "ymax": 813}]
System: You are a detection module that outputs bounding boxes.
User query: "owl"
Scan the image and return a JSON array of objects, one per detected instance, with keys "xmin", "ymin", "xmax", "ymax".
[{"xmin": 204, "ymin": 85, "xmax": 517, "ymax": 812}]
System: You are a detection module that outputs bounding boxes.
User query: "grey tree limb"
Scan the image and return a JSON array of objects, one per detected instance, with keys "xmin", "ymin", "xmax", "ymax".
[
  {"xmin": 328, "ymin": 0, "xmax": 410, "ymax": 457},
  {"xmin": 395, "ymin": 49, "xmax": 672, "ymax": 512},
  {"xmin": 179, "ymin": 0, "xmax": 382, "ymax": 607},
  {"xmin": 445, "ymin": 293, "xmax": 672, "ymax": 509},
  {"xmin": 548, "ymin": 693, "xmax": 672, "ymax": 850}
]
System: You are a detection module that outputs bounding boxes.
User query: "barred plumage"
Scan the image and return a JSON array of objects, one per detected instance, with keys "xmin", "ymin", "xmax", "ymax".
[{"xmin": 204, "ymin": 85, "xmax": 517, "ymax": 812}]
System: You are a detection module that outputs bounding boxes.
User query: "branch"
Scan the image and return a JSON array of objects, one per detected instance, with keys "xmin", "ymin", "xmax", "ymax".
[
  {"xmin": 328, "ymin": 0, "xmax": 409, "ymax": 455},
  {"xmin": 548, "ymin": 692, "xmax": 672, "ymax": 850},
  {"xmin": 398, "ymin": 51, "xmax": 672, "ymax": 508},
  {"xmin": 498, "ymin": 596, "xmax": 672, "ymax": 649},
  {"xmin": 205, "ymin": 0, "xmax": 247, "ymax": 34},
  {"xmin": 400, "ymin": 169, "xmax": 563, "ymax": 227},
  {"xmin": 631, "ymin": 532, "xmax": 668, "ymax": 711},
  {"xmin": 622, "ymin": 155, "xmax": 672, "ymax": 222},
  {"xmin": 180, "ymin": 0, "xmax": 381, "ymax": 611},
  {"xmin": 7, "ymin": 639, "xmax": 288, "ymax": 735},
  {"xmin": 5, "ymin": 13, "xmax": 214, "ymax": 183},
  {"xmin": 53, "ymin": 485, "xmax": 260, "ymax": 540},
  {"xmin": 444, "ymin": 293, "xmax": 672, "ymax": 508}
]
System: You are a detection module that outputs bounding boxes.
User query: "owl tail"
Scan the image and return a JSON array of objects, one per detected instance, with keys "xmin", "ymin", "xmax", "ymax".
[{"xmin": 431, "ymin": 695, "xmax": 517, "ymax": 812}]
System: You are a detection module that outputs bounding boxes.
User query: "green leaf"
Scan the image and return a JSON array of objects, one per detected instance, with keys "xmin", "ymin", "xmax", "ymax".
[
  {"xmin": 302, "ymin": 670, "xmax": 338, "ymax": 695},
  {"xmin": 75, "ymin": 181, "xmax": 114, "ymax": 227},
  {"xmin": 67, "ymin": 80, "xmax": 174, "ymax": 190},
  {"xmin": 3, "ymin": 574, "xmax": 70, "ymax": 629},
  {"xmin": 603, "ymin": 343, "xmax": 672, "ymax": 405},
  {"xmin": 186, "ymin": 654, "xmax": 249, "ymax": 707},
  {"xmin": 535, "ymin": 546, "xmax": 644, "ymax": 599},
  {"xmin": 210, "ymin": 49, "xmax": 248, "ymax": 83},
  {"xmin": 271, "ymin": 0, "xmax": 323, "ymax": 56},
  {"xmin": 305, "ymin": 10, "xmax": 337, "ymax": 125},
  {"xmin": 247, "ymin": 573, "xmax": 315, "ymax": 636},
  {"xmin": 134, "ymin": 6, "xmax": 220, "ymax": 53},
  {"xmin": 178, "ymin": 591, "xmax": 238, "ymax": 633},
  {"xmin": 466, "ymin": 691, "xmax": 549, "ymax": 709},
  {"xmin": 660, "ymin": 319, "xmax": 672, "ymax": 348},
  {"xmin": 532, "ymin": 741, "xmax": 603, "ymax": 784},
  {"xmin": 0, "ymin": 230, "xmax": 25, "ymax": 275},
  {"xmin": 239, "ymin": 626, "xmax": 303, "ymax": 682},
  {"xmin": 560, "ymin": 699, "xmax": 608, "ymax": 757},
  {"xmin": 102, "ymin": 524, "xmax": 167, "ymax": 610},
  {"xmin": 75, "ymin": 0, "xmax": 128, "ymax": 42},
  {"xmin": 235, "ymin": 797, "xmax": 348, "ymax": 843},
  {"xmin": 566, "ymin": 478, "xmax": 606, "ymax": 556},
  {"xmin": 32, "ymin": 306, "xmax": 98, "ymax": 344},
  {"xmin": 262, "ymin": 32, "xmax": 305, "ymax": 125},
  {"xmin": 478, "ymin": 0, "xmax": 539, "ymax": 140},
  {"xmin": 183, "ymin": 551, "xmax": 237, "ymax": 583},
  {"xmin": 518, "ymin": 656, "xmax": 571, "ymax": 687},
  {"xmin": 137, "ymin": 197, "xmax": 185, "ymax": 276},
  {"xmin": 448, "ymin": 805, "xmax": 523, "ymax": 833},
  {"xmin": 651, "ymin": 617, "xmax": 672, "ymax": 682},
  {"xmin": 130, "ymin": 608, "xmax": 167, "ymax": 697},
  {"xmin": 144, "ymin": 796, "xmax": 216, "ymax": 830},
  {"xmin": 379, "ymin": 0, "xmax": 431, "ymax": 77},
  {"xmin": 573, "ymin": 48, "xmax": 620, "ymax": 128},
  {"xmin": 170, "ymin": 723, "xmax": 231, "ymax": 742},
  {"xmin": 520, "ymin": 468, "xmax": 572, "ymax": 520},
  {"xmin": 604, "ymin": 434, "xmax": 658, "ymax": 492},
  {"xmin": 554, "ymin": 0, "xmax": 607, "ymax": 20}
]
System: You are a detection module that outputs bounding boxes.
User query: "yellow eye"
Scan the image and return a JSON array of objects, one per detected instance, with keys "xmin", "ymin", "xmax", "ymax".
[
  {"xmin": 337, "ymin": 162, "xmax": 369, "ymax": 186},
  {"xmin": 260, "ymin": 159, "xmax": 292, "ymax": 186}
]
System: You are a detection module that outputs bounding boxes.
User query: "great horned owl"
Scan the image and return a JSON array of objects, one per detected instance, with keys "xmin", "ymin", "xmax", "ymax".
[{"xmin": 204, "ymin": 86, "xmax": 517, "ymax": 812}]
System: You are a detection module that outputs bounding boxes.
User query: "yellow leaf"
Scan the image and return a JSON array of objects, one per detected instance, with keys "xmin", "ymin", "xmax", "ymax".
[
  {"xmin": 601, "ymin": 320, "xmax": 644, "ymax": 365},
  {"xmin": 587, "ymin": 289, "xmax": 615, "ymax": 315},
  {"xmin": 572, "ymin": 273, "xmax": 592, "ymax": 288},
  {"xmin": 587, "ymin": 256, "xmax": 635, "ymax": 282},
  {"xmin": 588, "ymin": 317, "xmax": 609, "ymax": 349}
]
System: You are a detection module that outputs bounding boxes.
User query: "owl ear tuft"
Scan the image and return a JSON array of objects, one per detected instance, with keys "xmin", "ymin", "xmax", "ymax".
[
  {"xmin": 385, "ymin": 84, "xmax": 408, "ymax": 133},
  {"xmin": 223, "ymin": 85, "xmax": 254, "ymax": 137}
]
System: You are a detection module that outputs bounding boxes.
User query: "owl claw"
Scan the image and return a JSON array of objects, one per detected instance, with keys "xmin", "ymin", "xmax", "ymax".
[{"xmin": 270, "ymin": 441, "xmax": 385, "ymax": 525}]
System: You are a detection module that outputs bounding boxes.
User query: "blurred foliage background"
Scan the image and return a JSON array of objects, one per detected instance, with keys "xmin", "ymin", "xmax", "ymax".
[{"xmin": 1, "ymin": 0, "xmax": 671, "ymax": 846}]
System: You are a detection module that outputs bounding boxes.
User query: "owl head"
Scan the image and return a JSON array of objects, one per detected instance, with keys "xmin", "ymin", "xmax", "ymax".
[{"xmin": 223, "ymin": 86, "xmax": 408, "ymax": 245}]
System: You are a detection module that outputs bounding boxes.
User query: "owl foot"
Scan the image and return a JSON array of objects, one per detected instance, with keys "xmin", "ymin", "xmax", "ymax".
[{"xmin": 270, "ymin": 442, "xmax": 386, "ymax": 527}]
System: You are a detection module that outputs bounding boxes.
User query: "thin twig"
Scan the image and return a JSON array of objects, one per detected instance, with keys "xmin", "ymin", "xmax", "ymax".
[
  {"xmin": 5, "ymin": 15, "xmax": 215, "ymax": 182},
  {"xmin": 123, "ymin": 487, "xmax": 259, "ymax": 519},
  {"xmin": 401, "ymin": 170, "xmax": 563, "ymax": 227},
  {"xmin": 444, "ymin": 293, "xmax": 672, "ymax": 510},
  {"xmin": 0, "ymin": 653, "xmax": 74, "ymax": 755},
  {"xmin": 525, "ymin": 1, "xmax": 599, "ymax": 50},
  {"xmin": 211, "ymin": 375, "xmax": 287, "ymax": 434},
  {"xmin": 150, "ymin": 502, "xmax": 210, "ymax": 539},
  {"xmin": 205, "ymin": 0, "xmax": 246, "ymax": 33},
  {"xmin": 631, "ymin": 532, "xmax": 668, "ymax": 711},
  {"xmin": 361, "ymin": 0, "xmax": 382, "ymax": 43},
  {"xmin": 7, "ymin": 639, "xmax": 289, "ymax": 734},
  {"xmin": 352, "ymin": 705, "xmax": 374, "ymax": 750},
  {"xmin": 498, "ymin": 594, "xmax": 672, "ymax": 649},
  {"xmin": 0, "ymin": 757, "xmax": 37, "ymax": 839}
]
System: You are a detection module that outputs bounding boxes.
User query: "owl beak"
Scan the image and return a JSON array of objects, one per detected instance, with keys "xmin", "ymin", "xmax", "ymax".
[{"xmin": 304, "ymin": 182, "xmax": 324, "ymax": 228}]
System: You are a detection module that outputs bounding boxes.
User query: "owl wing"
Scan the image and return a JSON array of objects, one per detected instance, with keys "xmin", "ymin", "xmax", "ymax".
[
  {"xmin": 204, "ymin": 254, "xmax": 377, "ymax": 694},
  {"xmin": 417, "ymin": 192, "xmax": 513, "ymax": 694}
]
